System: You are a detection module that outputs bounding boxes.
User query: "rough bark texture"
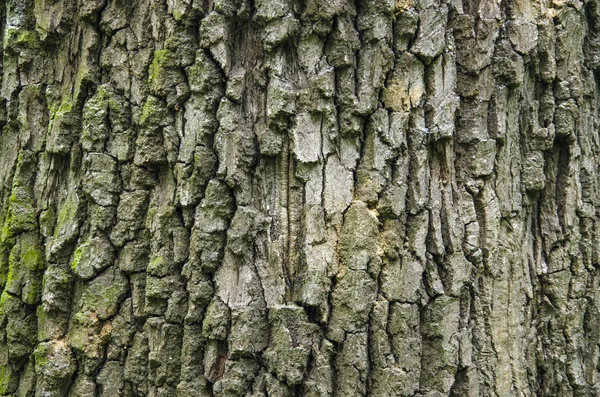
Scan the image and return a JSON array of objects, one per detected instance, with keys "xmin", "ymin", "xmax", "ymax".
[{"xmin": 1, "ymin": 0, "xmax": 600, "ymax": 396}]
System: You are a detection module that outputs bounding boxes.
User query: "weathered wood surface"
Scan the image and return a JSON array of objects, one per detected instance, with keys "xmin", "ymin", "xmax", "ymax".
[{"xmin": 1, "ymin": 0, "xmax": 600, "ymax": 396}]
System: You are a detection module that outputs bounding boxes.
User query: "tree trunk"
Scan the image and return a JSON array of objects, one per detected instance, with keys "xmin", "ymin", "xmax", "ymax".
[{"xmin": 1, "ymin": 0, "xmax": 600, "ymax": 396}]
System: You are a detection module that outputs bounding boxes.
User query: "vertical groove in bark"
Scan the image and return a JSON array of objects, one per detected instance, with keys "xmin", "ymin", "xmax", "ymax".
[{"xmin": 1, "ymin": 0, "xmax": 600, "ymax": 396}]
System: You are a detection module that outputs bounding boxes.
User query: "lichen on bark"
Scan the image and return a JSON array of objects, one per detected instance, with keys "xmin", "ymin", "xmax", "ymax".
[{"xmin": 1, "ymin": 0, "xmax": 600, "ymax": 396}]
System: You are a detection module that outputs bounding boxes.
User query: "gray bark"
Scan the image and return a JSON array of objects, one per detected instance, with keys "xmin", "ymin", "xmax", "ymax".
[{"xmin": 1, "ymin": 0, "xmax": 600, "ymax": 396}]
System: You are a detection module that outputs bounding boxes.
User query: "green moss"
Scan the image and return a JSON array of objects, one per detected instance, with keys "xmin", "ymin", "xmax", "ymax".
[
  {"xmin": 73, "ymin": 310, "xmax": 90, "ymax": 325},
  {"xmin": 0, "ymin": 291, "xmax": 10, "ymax": 317},
  {"xmin": 3, "ymin": 27, "xmax": 39, "ymax": 51},
  {"xmin": 54, "ymin": 196, "xmax": 79, "ymax": 238},
  {"xmin": 0, "ymin": 363, "xmax": 16, "ymax": 395},
  {"xmin": 172, "ymin": 8, "xmax": 184, "ymax": 21},
  {"xmin": 96, "ymin": 85, "xmax": 109, "ymax": 100},
  {"xmin": 5, "ymin": 246, "xmax": 18, "ymax": 292},
  {"xmin": 0, "ymin": 221, "xmax": 13, "ymax": 245},
  {"xmin": 2, "ymin": 234, "xmax": 45, "ymax": 304},
  {"xmin": 55, "ymin": 100, "xmax": 74, "ymax": 118},
  {"xmin": 69, "ymin": 243, "xmax": 85, "ymax": 274},
  {"xmin": 16, "ymin": 30, "xmax": 38, "ymax": 47},
  {"xmin": 33, "ymin": 343, "xmax": 50, "ymax": 369},
  {"xmin": 45, "ymin": 90, "xmax": 61, "ymax": 116},
  {"xmin": 46, "ymin": 94, "xmax": 76, "ymax": 129},
  {"xmin": 22, "ymin": 246, "xmax": 43, "ymax": 272},
  {"xmin": 139, "ymin": 95, "xmax": 166, "ymax": 125},
  {"xmin": 5, "ymin": 187, "xmax": 37, "ymax": 235},
  {"xmin": 164, "ymin": 37, "xmax": 176, "ymax": 50},
  {"xmin": 83, "ymin": 86, "xmax": 109, "ymax": 121},
  {"xmin": 148, "ymin": 48, "xmax": 181, "ymax": 97},
  {"xmin": 139, "ymin": 99, "xmax": 155, "ymax": 124},
  {"xmin": 1, "ymin": 186, "xmax": 37, "ymax": 243},
  {"xmin": 146, "ymin": 205, "xmax": 157, "ymax": 220},
  {"xmin": 149, "ymin": 49, "xmax": 170, "ymax": 83},
  {"xmin": 148, "ymin": 255, "xmax": 164, "ymax": 268},
  {"xmin": 0, "ymin": 366, "xmax": 8, "ymax": 393},
  {"xmin": 147, "ymin": 255, "xmax": 170, "ymax": 277}
]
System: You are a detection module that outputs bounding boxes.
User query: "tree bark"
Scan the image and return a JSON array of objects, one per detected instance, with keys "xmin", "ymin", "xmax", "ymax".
[{"xmin": 1, "ymin": 0, "xmax": 600, "ymax": 396}]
